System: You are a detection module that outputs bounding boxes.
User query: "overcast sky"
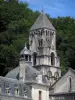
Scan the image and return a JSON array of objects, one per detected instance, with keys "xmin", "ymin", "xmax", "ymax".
[{"xmin": 20, "ymin": 0, "xmax": 75, "ymax": 18}]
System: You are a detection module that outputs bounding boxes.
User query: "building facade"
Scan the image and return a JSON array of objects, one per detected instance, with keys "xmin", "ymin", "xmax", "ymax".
[
  {"xmin": 49, "ymin": 68, "xmax": 75, "ymax": 100},
  {"xmin": 0, "ymin": 10, "xmax": 75, "ymax": 100}
]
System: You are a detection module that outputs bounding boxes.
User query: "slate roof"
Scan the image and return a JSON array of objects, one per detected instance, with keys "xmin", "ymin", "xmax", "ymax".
[
  {"xmin": 6, "ymin": 65, "xmax": 47, "ymax": 84},
  {"xmin": 30, "ymin": 11, "xmax": 55, "ymax": 31},
  {"xmin": 6, "ymin": 43, "xmax": 48, "ymax": 84},
  {"xmin": 6, "ymin": 65, "xmax": 39, "ymax": 81},
  {"xmin": 6, "ymin": 67, "xmax": 19, "ymax": 80}
]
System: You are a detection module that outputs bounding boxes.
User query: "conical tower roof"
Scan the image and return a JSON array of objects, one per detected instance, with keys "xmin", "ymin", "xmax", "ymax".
[
  {"xmin": 30, "ymin": 11, "xmax": 55, "ymax": 31},
  {"xmin": 20, "ymin": 43, "xmax": 31, "ymax": 55}
]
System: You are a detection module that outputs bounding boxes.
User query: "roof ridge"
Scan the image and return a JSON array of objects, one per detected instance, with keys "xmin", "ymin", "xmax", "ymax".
[
  {"xmin": 50, "ymin": 68, "xmax": 75, "ymax": 88},
  {"xmin": 69, "ymin": 67, "xmax": 75, "ymax": 73}
]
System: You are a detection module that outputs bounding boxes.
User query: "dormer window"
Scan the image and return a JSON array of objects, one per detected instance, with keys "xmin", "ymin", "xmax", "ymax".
[
  {"xmin": 6, "ymin": 87, "xmax": 11, "ymax": 95},
  {"xmin": 15, "ymin": 87, "xmax": 19, "ymax": 96},
  {"xmin": 23, "ymin": 87, "xmax": 28, "ymax": 98}
]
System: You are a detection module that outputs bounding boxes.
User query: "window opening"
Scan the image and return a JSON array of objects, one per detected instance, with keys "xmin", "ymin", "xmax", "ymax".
[
  {"xmin": 54, "ymin": 72, "xmax": 59, "ymax": 80},
  {"xmin": 6, "ymin": 88, "xmax": 11, "ymax": 95},
  {"xmin": 47, "ymin": 71, "xmax": 52, "ymax": 80},
  {"xmin": 39, "ymin": 91, "xmax": 42, "ymax": 100},
  {"xmin": 33, "ymin": 52, "xmax": 37, "ymax": 65},
  {"xmin": 51, "ymin": 52, "xmax": 55, "ymax": 65},
  {"xmin": 69, "ymin": 77, "xmax": 72, "ymax": 92},
  {"xmin": 39, "ymin": 39, "xmax": 43, "ymax": 47},
  {"xmin": 25, "ymin": 55, "xmax": 28, "ymax": 61}
]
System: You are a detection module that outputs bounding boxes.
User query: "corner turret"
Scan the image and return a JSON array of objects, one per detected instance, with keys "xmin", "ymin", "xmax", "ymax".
[{"xmin": 19, "ymin": 44, "xmax": 32, "ymax": 82}]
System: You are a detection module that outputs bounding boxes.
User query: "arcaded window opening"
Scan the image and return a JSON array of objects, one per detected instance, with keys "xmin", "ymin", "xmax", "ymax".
[
  {"xmin": 47, "ymin": 71, "xmax": 52, "ymax": 80},
  {"xmin": 33, "ymin": 52, "xmax": 37, "ymax": 65},
  {"xmin": 25, "ymin": 55, "xmax": 28, "ymax": 61},
  {"xmin": 54, "ymin": 72, "xmax": 59, "ymax": 80},
  {"xmin": 39, "ymin": 39, "xmax": 43, "ymax": 47},
  {"xmin": 51, "ymin": 52, "xmax": 55, "ymax": 66}
]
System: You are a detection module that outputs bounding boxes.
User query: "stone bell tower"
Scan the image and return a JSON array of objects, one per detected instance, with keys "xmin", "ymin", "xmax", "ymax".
[{"xmin": 29, "ymin": 11, "xmax": 61, "ymax": 84}]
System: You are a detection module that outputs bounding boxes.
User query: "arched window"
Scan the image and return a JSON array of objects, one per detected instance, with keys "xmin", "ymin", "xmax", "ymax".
[
  {"xmin": 54, "ymin": 72, "xmax": 59, "ymax": 80},
  {"xmin": 38, "ymin": 39, "xmax": 43, "ymax": 47},
  {"xmin": 47, "ymin": 71, "xmax": 52, "ymax": 80},
  {"xmin": 39, "ymin": 91, "xmax": 42, "ymax": 100},
  {"xmin": 25, "ymin": 55, "xmax": 28, "ymax": 61},
  {"xmin": 68, "ymin": 76, "xmax": 72, "ymax": 92},
  {"xmin": 33, "ymin": 52, "xmax": 37, "ymax": 65},
  {"xmin": 51, "ymin": 52, "xmax": 55, "ymax": 65}
]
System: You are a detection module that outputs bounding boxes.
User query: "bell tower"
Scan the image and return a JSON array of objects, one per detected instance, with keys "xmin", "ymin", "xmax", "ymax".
[{"xmin": 29, "ymin": 11, "xmax": 61, "ymax": 84}]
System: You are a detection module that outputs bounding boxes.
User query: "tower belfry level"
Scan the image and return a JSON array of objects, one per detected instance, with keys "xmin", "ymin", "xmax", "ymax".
[{"xmin": 29, "ymin": 11, "xmax": 61, "ymax": 84}]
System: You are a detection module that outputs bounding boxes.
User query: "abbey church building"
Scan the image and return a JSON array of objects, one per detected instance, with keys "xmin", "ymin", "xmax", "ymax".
[{"xmin": 0, "ymin": 11, "xmax": 75, "ymax": 100}]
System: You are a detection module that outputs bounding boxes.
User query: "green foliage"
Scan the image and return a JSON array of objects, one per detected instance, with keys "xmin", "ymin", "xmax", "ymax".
[
  {"xmin": 0, "ymin": 0, "xmax": 39, "ymax": 75},
  {"xmin": 53, "ymin": 17, "xmax": 75, "ymax": 73},
  {"xmin": 0, "ymin": 0, "xmax": 75, "ymax": 76}
]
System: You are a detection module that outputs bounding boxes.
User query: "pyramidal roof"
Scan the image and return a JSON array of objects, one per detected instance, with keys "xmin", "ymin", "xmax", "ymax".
[
  {"xmin": 30, "ymin": 11, "xmax": 55, "ymax": 31},
  {"xmin": 20, "ymin": 43, "xmax": 31, "ymax": 55}
]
